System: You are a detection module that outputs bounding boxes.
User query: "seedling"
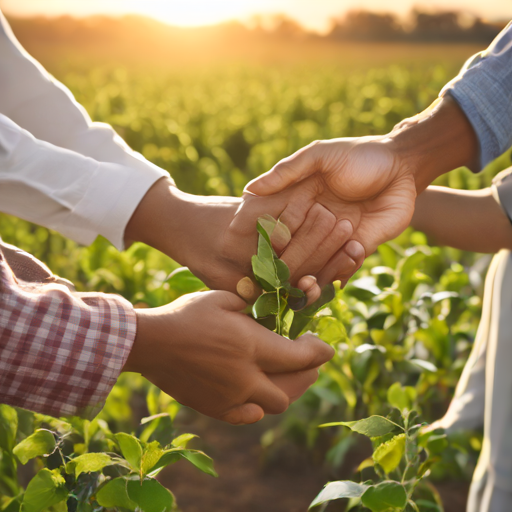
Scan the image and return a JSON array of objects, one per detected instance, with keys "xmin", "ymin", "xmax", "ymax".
[
  {"xmin": 310, "ymin": 383, "xmax": 446, "ymax": 512},
  {"xmin": 250, "ymin": 215, "xmax": 335, "ymax": 339}
]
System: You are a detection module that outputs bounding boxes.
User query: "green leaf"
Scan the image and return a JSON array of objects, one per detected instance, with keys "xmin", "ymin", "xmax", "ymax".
[
  {"xmin": 275, "ymin": 259, "xmax": 290, "ymax": 283},
  {"xmin": 257, "ymin": 229, "xmax": 275, "ymax": 262},
  {"xmin": 426, "ymin": 434, "xmax": 448, "ymax": 455},
  {"xmin": 373, "ymin": 434, "xmax": 406, "ymax": 474},
  {"xmin": 140, "ymin": 441, "xmax": 164, "ymax": 477},
  {"xmin": 22, "ymin": 469, "xmax": 68, "ymax": 512},
  {"xmin": 347, "ymin": 276, "xmax": 381, "ymax": 296},
  {"xmin": 315, "ymin": 317, "xmax": 348, "ymax": 345},
  {"xmin": 251, "ymin": 255, "xmax": 279, "ymax": 289},
  {"xmin": 65, "ymin": 453, "xmax": 113, "ymax": 478},
  {"xmin": 96, "ymin": 477, "xmax": 137, "ymax": 509},
  {"xmin": 256, "ymin": 215, "xmax": 276, "ymax": 248},
  {"xmin": 252, "ymin": 292, "xmax": 279, "ymax": 318},
  {"xmin": 410, "ymin": 359, "xmax": 438, "ymax": 373},
  {"xmin": 387, "ymin": 383, "xmax": 412, "ymax": 412},
  {"xmin": 13, "ymin": 429, "xmax": 55, "ymax": 465},
  {"xmin": 2, "ymin": 495, "xmax": 23, "ymax": 512},
  {"xmin": 309, "ymin": 481, "xmax": 368, "ymax": 508},
  {"xmin": 146, "ymin": 451, "xmax": 181, "ymax": 476},
  {"xmin": 171, "ymin": 433, "xmax": 197, "ymax": 448},
  {"xmin": 289, "ymin": 284, "xmax": 335, "ymax": 339},
  {"xmin": 166, "ymin": 267, "xmax": 206, "ymax": 295},
  {"xmin": 0, "ymin": 404, "xmax": 18, "ymax": 452},
  {"xmin": 127, "ymin": 478, "xmax": 174, "ymax": 512},
  {"xmin": 115, "ymin": 433, "xmax": 143, "ymax": 471},
  {"xmin": 179, "ymin": 449, "xmax": 218, "ymax": 477},
  {"xmin": 321, "ymin": 416, "xmax": 403, "ymax": 437},
  {"xmin": 361, "ymin": 481, "xmax": 408, "ymax": 512}
]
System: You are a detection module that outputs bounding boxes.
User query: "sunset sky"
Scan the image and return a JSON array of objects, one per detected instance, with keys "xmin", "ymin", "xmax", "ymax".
[{"xmin": 1, "ymin": 0, "xmax": 511, "ymax": 33}]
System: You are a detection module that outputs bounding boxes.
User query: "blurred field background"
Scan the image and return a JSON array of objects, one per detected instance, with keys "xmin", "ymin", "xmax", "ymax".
[{"xmin": 1, "ymin": 7, "xmax": 512, "ymax": 512}]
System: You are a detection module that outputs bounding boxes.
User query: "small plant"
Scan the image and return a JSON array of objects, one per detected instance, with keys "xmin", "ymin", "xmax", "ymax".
[
  {"xmin": 0, "ymin": 404, "xmax": 216, "ymax": 512},
  {"xmin": 250, "ymin": 215, "xmax": 335, "ymax": 338},
  {"xmin": 309, "ymin": 383, "xmax": 446, "ymax": 512}
]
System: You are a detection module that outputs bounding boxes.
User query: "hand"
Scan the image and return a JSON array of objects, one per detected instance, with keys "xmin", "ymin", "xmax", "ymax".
[
  {"xmin": 245, "ymin": 96, "xmax": 480, "ymax": 283},
  {"xmin": 125, "ymin": 178, "xmax": 358, "ymax": 301},
  {"xmin": 123, "ymin": 291, "xmax": 335, "ymax": 425},
  {"xmin": 245, "ymin": 137, "xmax": 416, "ymax": 284}
]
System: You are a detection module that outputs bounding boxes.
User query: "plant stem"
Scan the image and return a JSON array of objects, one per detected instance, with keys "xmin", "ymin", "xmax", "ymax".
[{"xmin": 276, "ymin": 288, "xmax": 282, "ymax": 335}]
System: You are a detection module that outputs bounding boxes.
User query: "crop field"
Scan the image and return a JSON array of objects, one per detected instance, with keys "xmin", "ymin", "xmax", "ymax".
[{"xmin": 1, "ymin": 28, "xmax": 511, "ymax": 512}]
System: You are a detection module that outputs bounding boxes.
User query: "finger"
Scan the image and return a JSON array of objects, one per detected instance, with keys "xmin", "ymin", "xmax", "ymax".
[
  {"xmin": 255, "ymin": 332, "xmax": 335, "ymax": 374},
  {"xmin": 218, "ymin": 403, "xmax": 265, "ymax": 426},
  {"xmin": 292, "ymin": 219, "xmax": 354, "ymax": 280},
  {"xmin": 236, "ymin": 276, "xmax": 262, "ymax": 303},
  {"xmin": 244, "ymin": 141, "xmax": 319, "ymax": 196},
  {"xmin": 279, "ymin": 203, "xmax": 337, "ymax": 277},
  {"xmin": 247, "ymin": 376, "xmax": 290, "ymax": 415},
  {"xmin": 268, "ymin": 368, "xmax": 320, "ymax": 403},
  {"xmin": 317, "ymin": 240, "xmax": 365, "ymax": 287},
  {"xmin": 211, "ymin": 290, "xmax": 249, "ymax": 311},
  {"xmin": 298, "ymin": 275, "xmax": 321, "ymax": 306}
]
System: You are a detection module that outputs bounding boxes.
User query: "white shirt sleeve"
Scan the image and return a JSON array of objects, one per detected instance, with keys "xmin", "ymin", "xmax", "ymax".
[{"xmin": 0, "ymin": 11, "xmax": 169, "ymax": 249}]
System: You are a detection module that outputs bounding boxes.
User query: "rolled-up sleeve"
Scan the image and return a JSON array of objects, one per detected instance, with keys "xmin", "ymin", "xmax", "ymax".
[
  {"xmin": 440, "ymin": 22, "xmax": 512, "ymax": 170},
  {"xmin": 0, "ymin": 10, "xmax": 169, "ymax": 249},
  {"xmin": 0, "ymin": 247, "xmax": 136, "ymax": 419}
]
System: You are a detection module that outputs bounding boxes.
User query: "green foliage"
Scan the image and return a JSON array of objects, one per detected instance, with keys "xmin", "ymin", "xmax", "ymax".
[
  {"xmin": 310, "ymin": 403, "xmax": 445, "ymax": 511},
  {"xmin": 2, "ymin": 56, "xmax": 510, "ymax": 510},
  {"xmin": 0, "ymin": 407, "xmax": 215, "ymax": 511},
  {"xmin": 251, "ymin": 215, "xmax": 334, "ymax": 337},
  {"xmin": 13, "ymin": 429, "xmax": 56, "ymax": 465}
]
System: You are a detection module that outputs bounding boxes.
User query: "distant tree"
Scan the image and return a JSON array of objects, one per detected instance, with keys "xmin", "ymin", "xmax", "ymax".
[{"xmin": 329, "ymin": 10, "xmax": 404, "ymax": 41}]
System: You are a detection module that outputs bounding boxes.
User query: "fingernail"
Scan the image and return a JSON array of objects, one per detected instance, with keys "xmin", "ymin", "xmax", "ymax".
[
  {"xmin": 289, "ymin": 294, "xmax": 308, "ymax": 311},
  {"xmin": 299, "ymin": 275, "xmax": 317, "ymax": 291},
  {"xmin": 345, "ymin": 241, "xmax": 365, "ymax": 261}
]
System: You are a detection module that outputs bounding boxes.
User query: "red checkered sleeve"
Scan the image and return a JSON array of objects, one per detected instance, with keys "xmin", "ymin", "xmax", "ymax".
[{"xmin": 0, "ymin": 248, "xmax": 137, "ymax": 419}]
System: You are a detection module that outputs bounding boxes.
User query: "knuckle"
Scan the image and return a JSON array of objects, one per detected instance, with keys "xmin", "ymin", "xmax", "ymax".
[{"xmin": 318, "ymin": 213, "xmax": 337, "ymax": 236}]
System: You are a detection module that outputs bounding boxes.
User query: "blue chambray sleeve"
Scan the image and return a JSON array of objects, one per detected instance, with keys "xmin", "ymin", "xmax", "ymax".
[{"xmin": 440, "ymin": 21, "xmax": 512, "ymax": 170}]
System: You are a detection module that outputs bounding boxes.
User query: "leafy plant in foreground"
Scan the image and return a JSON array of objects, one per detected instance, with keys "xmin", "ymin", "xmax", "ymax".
[
  {"xmin": 309, "ymin": 383, "xmax": 447, "ymax": 512},
  {"xmin": 0, "ymin": 404, "xmax": 216, "ymax": 512},
  {"xmin": 250, "ymin": 215, "xmax": 335, "ymax": 338}
]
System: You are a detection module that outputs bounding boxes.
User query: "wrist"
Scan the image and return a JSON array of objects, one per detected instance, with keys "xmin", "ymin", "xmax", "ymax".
[
  {"xmin": 385, "ymin": 95, "xmax": 479, "ymax": 193},
  {"xmin": 124, "ymin": 177, "xmax": 199, "ymax": 264},
  {"xmin": 123, "ymin": 307, "xmax": 168, "ymax": 375}
]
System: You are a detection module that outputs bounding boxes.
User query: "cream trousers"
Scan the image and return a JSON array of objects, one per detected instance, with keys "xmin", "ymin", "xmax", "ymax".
[{"xmin": 440, "ymin": 250, "xmax": 512, "ymax": 512}]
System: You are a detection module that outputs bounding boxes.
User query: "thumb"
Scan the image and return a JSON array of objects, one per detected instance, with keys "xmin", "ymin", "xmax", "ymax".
[
  {"xmin": 244, "ymin": 142, "xmax": 319, "ymax": 196},
  {"xmin": 209, "ymin": 290, "xmax": 248, "ymax": 311}
]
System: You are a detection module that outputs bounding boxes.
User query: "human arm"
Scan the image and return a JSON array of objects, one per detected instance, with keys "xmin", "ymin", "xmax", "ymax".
[
  {"xmin": 123, "ymin": 290, "xmax": 334, "ymax": 425},
  {"xmin": 0, "ymin": 246, "xmax": 136, "ymax": 419},
  {"xmin": 0, "ymin": 243, "xmax": 333, "ymax": 423},
  {"xmin": 245, "ymin": 95, "xmax": 477, "ymax": 284},
  {"xmin": 411, "ymin": 185, "xmax": 512, "ymax": 253},
  {"xmin": 245, "ymin": 23, "xmax": 512, "ymax": 275}
]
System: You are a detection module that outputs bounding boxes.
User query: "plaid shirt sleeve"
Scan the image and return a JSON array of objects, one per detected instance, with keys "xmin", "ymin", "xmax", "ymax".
[{"xmin": 0, "ymin": 247, "xmax": 137, "ymax": 419}]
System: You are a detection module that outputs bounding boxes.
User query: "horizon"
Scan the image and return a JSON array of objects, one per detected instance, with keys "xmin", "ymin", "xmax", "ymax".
[{"xmin": 1, "ymin": 0, "xmax": 511, "ymax": 34}]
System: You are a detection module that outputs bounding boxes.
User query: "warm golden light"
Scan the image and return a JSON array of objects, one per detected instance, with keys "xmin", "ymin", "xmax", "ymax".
[{"xmin": 1, "ymin": 0, "xmax": 511, "ymax": 33}]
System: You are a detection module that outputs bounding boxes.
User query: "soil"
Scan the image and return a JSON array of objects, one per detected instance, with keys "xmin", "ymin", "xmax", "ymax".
[{"xmin": 159, "ymin": 410, "xmax": 470, "ymax": 512}]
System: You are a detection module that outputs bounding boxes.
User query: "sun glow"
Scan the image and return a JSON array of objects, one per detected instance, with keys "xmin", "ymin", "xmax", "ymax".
[{"xmin": 2, "ymin": 0, "xmax": 512, "ymax": 34}]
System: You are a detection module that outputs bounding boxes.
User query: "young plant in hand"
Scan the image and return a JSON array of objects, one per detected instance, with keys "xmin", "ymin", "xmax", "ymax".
[{"xmin": 250, "ymin": 215, "xmax": 335, "ymax": 338}]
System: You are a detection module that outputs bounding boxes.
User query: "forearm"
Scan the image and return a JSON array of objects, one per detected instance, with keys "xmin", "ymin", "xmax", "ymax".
[
  {"xmin": 412, "ymin": 186, "xmax": 512, "ymax": 253},
  {"xmin": 386, "ymin": 95, "xmax": 479, "ymax": 193},
  {"xmin": 0, "ymin": 248, "xmax": 136, "ymax": 418}
]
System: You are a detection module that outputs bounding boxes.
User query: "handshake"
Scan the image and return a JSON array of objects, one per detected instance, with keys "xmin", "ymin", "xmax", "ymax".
[{"xmin": 123, "ymin": 95, "xmax": 478, "ymax": 426}]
